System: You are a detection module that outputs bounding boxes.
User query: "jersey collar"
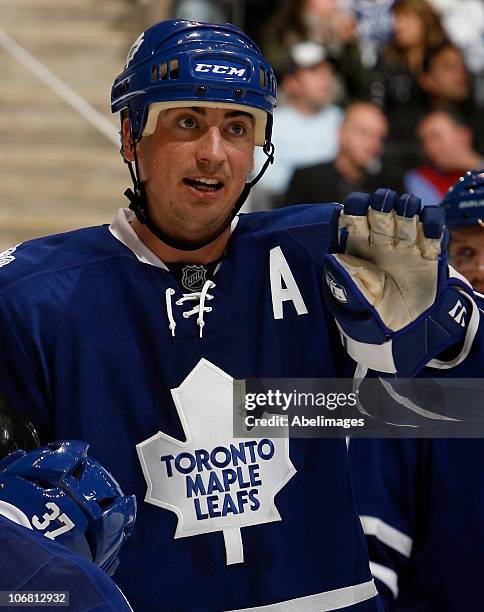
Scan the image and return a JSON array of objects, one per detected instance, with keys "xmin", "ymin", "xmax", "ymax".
[{"xmin": 109, "ymin": 207, "xmax": 239, "ymax": 269}]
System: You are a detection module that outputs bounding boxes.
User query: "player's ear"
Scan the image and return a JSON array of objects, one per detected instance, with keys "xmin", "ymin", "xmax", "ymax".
[{"xmin": 121, "ymin": 117, "xmax": 135, "ymax": 163}]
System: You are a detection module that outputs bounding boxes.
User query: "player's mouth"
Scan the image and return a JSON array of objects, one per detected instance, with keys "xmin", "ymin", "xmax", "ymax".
[{"xmin": 183, "ymin": 177, "xmax": 224, "ymax": 193}]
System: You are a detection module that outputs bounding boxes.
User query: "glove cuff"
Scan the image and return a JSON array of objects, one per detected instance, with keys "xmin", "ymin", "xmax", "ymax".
[{"xmin": 337, "ymin": 284, "xmax": 478, "ymax": 378}]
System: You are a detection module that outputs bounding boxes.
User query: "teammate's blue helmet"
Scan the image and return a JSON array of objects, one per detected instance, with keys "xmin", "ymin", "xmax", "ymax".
[
  {"xmin": 441, "ymin": 169, "xmax": 484, "ymax": 229},
  {"xmin": 0, "ymin": 441, "xmax": 136, "ymax": 576},
  {"xmin": 111, "ymin": 19, "xmax": 277, "ymax": 147}
]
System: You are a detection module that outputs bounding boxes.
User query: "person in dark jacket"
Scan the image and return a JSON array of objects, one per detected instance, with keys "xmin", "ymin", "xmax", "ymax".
[{"xmin": 283, "ymin": 101, "xmax": 399, "ymax": 206}]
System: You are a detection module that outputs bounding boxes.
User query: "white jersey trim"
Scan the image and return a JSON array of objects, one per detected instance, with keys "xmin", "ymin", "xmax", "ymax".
[
  {"xmin": 225, "ymin": 579, "xmax": 378, "ymax": 611},
  {"xmin": 117, "ymin": 586, "xmax": 134, "ymax": 612},
  {"xmin": 0, "ymin": 500, "xmax": 33, "ymax": 530},
  {"xmin": 109, "ymin": 208, "xmax": 170, "ymax": 270},
  {"xmin": 369, "ymin": 561, "xmax": 398, "ymax": 600},
  {"xmin": 109, "ymin": 207, "xmax": 239, "ymax": 269},
  {"xmin": 360, "ymin": 515, "xmax": 412, "ymax": 558}
]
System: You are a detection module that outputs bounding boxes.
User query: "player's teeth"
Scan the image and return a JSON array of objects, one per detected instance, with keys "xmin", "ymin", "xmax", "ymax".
[{"xmin": 184, "ymin": 177, "xmax": 222, "ymax": 191}]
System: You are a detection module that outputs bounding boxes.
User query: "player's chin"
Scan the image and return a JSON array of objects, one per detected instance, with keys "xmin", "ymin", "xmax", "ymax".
[{"xmin": 177, "ymin": 214, "xmax": 232, "ymax": 247}]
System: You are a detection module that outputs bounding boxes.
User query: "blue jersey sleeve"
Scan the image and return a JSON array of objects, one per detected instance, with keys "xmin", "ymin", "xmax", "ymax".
[
  {"xmin": 349, "ymin": 438, "xmax": 484, "ymax": 610},
  {"xmin": 348, "ymin": 439, "xmax": 420, "ymax": 609}
]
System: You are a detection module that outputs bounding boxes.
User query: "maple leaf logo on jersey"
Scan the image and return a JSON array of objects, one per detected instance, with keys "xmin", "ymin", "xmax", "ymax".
[
  {"xmin": 0, "ymin": 244, "xmax": 20, "ymax": 268},
  {"xmin": 136, "ymin": 359, "xmax": 296, "ymax": 565}
]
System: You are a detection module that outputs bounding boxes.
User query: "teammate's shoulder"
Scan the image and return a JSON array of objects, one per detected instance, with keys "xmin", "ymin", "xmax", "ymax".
[
  {"xmin": 0, "ymin": 516, "xmax": 131, "ymax": 610},
  {"xmin": 0, "ymin": 225, "xmax": 130, "ymax": 295},
  {"xmin": 237, "ymin": 203, "xmax": 341, "ymax": 235}
]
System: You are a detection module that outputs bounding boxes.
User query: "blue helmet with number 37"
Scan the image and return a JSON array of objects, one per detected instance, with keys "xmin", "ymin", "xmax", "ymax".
[
  {"xmin": 0, "ymin": 441, "xmax": 136, "ymax": 576},
  {"xmin": 111, "ymin": 19, "xmax": 277, "ymax": 148}
]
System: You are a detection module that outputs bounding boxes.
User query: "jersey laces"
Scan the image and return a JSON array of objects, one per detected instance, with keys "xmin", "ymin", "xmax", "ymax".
[{"xmin": 165, "ymin": 280, "xmax": 216, "ymax": 338}]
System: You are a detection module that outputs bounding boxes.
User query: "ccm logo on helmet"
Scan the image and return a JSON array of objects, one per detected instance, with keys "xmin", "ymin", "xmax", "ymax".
[{"xmin": 195, "ymin": 63, "xmax": 246, "ymax": 77}]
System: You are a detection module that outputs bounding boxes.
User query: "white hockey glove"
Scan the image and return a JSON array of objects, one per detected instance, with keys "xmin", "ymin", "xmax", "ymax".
[{"xmin": 322, "ymin": 189, "xmax": 479, "ymax": 378}]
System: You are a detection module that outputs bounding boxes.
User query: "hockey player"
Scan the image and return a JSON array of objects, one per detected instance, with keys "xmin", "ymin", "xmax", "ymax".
[
  {"xmin": 444, "ymin": 170, "xmax": 484, "ymax": 292},
  {"xmin": 0, "ymin": 20, "xmax": 480, "ymax": 611},
  {"xmin": 348, "ymin": 170, "xmax": 484, "ymax": 610},
  {"xmin": 0, "ymin": 438, "xmax": 136, "ymax": 611}
]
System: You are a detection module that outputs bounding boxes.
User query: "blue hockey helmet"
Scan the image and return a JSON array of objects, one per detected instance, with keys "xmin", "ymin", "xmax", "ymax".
[
  {"xmin": 441, "ymin": 169, "xmax": 484, "ymax": 229},
  {"xmin": 111, "ymin": 19, "xmax": 277, "ymax": 147},
  {"xmin": 0, "ymin": 441, "xmax": 136, "ymax": 576}
]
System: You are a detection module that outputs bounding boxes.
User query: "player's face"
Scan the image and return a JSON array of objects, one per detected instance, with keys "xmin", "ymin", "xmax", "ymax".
[
  {"xmin": 125, "ymin": 107, "xmax": 255, "ymax": 245},
  {"xmin": 449, "ymin": 226, "xmax": 484, "ymax": 292}
]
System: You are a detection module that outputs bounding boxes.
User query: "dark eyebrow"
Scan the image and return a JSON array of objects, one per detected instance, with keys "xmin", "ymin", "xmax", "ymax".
[
  {"xmin": 225, "ymin": 110, "xmax": 254, "ymax": 124},
  {"xmin": 189, "ymin": 107, "xmax": 254, "ymax": 124}
]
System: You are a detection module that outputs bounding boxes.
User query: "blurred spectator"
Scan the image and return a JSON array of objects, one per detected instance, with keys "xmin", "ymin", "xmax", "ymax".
[
  {"xmin": 432, "ymin": 0, "xmax": 484, "ymax": 74},
  {"xmin": 373, "ymin": 0, "xmax": 446, "ymax": 98},
  {"xmin": 261, "ymin": 0, "xmax": 370, "ymax": 101},
  {"xmin": 420, "ymin": 42, "xmax": 471, "ymax": 106},
  {"xmin": 371, "ymin": 0, "xmax": 447, "ymax": 172},
  {"xmin": 351, "ymin": 0, "xmax": 395, "ymax": 68},
  {"xmin": 283, "ymin": 101, "xmax": 398, "ymax": 206},
  {"xmin": 251, "ymin": 41, "xmax": 344, "ymax": 210},
  {"xmin": 419, "ymin": 42, "xmax": 484, "ymax": 152},
  {"xmin": 404, "ymin": 110, "xmax": 484, "ymax": 204}
]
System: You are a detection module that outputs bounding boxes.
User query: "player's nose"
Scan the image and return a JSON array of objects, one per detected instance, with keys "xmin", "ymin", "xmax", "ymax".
[{"xmin": 196, "ymin": 126, "xmax": 228, "ymax": 167}]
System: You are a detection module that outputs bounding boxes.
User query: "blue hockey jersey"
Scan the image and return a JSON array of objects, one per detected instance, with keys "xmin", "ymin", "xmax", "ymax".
[
  {"xmin": 348, "ymin": 438, "xmax": 484, "ymax": 611},
  {"xmin": 0, "ymin": 514, "xmax": 132, "ymax": 611},
  {"xmin": 0, "ymin": 204, "xmax": 392, "ymax": 611}
]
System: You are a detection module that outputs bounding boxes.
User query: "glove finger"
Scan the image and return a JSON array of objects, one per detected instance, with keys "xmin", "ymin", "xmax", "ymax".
[
  {"xmin": 339, "ymin": 192, "xmax": 371, "ymax": 256},
  {"xmin": 418, "ymin": 206, "xmax": 444, "ymax": 260},
  {"xmin": 343, "ymin": 191, "xmax": 371, "ymax": 216},
  {"xmin": 395, "ymin": 193, "xmax": 420, "ymax": 249},
  {"xmin": 368, "ymin": 188, "xmax": 398, "ymax": 248}
]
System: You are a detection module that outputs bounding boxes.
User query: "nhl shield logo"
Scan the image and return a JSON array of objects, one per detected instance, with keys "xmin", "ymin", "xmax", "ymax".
[{"xmin": 181, "ymin": 265, "xmax": 207, "ymax": 292}]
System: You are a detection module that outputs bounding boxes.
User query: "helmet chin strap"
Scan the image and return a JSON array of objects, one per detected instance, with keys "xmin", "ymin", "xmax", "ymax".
[{"xmin": 123, "ymin": 142, "xmax": 275, "ymax": 252}]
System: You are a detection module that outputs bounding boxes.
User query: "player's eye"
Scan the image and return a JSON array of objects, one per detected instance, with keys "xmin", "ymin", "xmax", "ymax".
[
  {"xmin": 177, "ymin": 116, "xmax": 197, "ymax": 129},
  {"xmin": 227, "ymin": 123, "xmax": 247, "ymax": 137},
  {"xmin": 457, "ymin": 247, "xmax": 475, "ymax": 259}
]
